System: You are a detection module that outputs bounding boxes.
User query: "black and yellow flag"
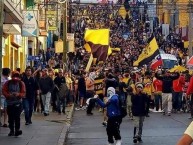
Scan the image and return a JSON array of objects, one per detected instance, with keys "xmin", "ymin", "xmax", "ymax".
[
  {"xmin": 133, "ymin": 36, "xmax": 159, "ymax": 67},
  {"xmin": 84, "ymin": 29, "xmax": 109, "ymax": 62}
]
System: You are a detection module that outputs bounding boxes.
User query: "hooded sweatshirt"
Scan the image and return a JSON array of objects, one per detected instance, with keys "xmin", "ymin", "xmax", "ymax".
[{"xmin": 97, "ymin": 87, "xmax": 121, "ymax": 118}]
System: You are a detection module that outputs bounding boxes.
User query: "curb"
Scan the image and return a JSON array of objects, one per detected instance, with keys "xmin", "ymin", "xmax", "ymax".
[{"xmin": 57, "ymin": 104, "xmax": 74, "ymax": 145}]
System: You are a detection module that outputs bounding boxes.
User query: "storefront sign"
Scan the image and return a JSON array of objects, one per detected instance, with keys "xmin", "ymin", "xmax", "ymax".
[
  {"xmin": 22, "ymin": 11, "xmax": 38, "ymax": 37},
  {"xmin": 46, "ymin": 11, "xmax": 57, "ymax": 31}
]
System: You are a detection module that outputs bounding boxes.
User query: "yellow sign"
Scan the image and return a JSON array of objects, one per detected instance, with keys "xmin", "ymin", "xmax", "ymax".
[
  {"xmin": 119, "ymin": 6, "xmax": 127, "ymax": 19},
  {"xmin": 55, "ymin": 39, "xmax": 63, "ymax": 53},
  {"xmin": 46, "ymin": 11, "xmax": 57, "ymax": 30}
]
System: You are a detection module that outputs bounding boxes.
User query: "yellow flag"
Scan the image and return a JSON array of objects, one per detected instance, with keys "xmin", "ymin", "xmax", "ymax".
[{"xmin": 133, "ymin": 37, "xmax": 159, "ymax": 67}]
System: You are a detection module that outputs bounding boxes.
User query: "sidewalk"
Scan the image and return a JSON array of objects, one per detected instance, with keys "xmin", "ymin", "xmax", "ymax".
[{"xmin": 0, "ymin": 104, "xmax": 74, "ymax": 145}]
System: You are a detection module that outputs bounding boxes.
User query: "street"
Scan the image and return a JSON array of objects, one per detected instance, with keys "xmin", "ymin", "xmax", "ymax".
[{"xmin": 66, "ymin": 109, "xmax": 192, "ymax": 145}]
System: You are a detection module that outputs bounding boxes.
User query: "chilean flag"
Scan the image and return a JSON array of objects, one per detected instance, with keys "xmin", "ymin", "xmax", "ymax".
[{"xmin": 151, "ymin": 55, "xmax": 162, "ymax": 70}]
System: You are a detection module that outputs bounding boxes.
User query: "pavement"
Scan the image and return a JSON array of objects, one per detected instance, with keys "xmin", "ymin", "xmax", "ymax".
[
  {"xmin": 0, "ymin": 104, "xmax": 74, "ymax": 145},
  {"xmin": 66, "ymin": 109, "xmax": 193, "ymax": 145}
]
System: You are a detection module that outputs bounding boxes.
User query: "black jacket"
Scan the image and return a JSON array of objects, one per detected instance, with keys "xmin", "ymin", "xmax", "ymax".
[
  {"xmin": 131, "ymin": 93, "xmax": 148, "ymax": 116},
  {"xmin": 155, "ymin": 72, "xmax": 180, "ymax": 93},
  {"xmin": 39, "ymin": 76, "xmax": 54, "ymax": 94},
  {"xmin": 22, "ymin": 76, "xmax": 39, "ymax": 98}
]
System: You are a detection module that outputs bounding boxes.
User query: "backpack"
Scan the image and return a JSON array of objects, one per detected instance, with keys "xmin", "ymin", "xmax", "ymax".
[
  {"xmin": 7, "ymin": 80, "xmax": 22, "ymax": 93},
  {"xmin": 118, "ymin": 93, "xmax": 127, "ymax": 118}
]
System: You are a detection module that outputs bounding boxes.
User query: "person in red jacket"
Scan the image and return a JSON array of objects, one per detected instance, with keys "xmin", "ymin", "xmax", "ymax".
[
  {"xmin": 186, "ymin": 75, "xmax": 193, "ymax": 118},
  {"xmin": 153, "ymin": 78, "xmax": 162, "ymax": 111},
  {"xmin": 2, "ymin": 71, "xmax": 26, "ymax": 137},
  {"xmin": 173, "ymin": 73, "xmax": 185, "ymax": 112}
]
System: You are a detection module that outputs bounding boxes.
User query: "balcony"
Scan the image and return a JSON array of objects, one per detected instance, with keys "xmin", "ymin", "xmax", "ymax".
[{"xmin": 4, "ymin": 0, "xmax": 23, "ymax": 24}]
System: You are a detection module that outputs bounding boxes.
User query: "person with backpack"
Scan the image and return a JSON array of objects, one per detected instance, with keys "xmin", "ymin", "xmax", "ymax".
[
  {"xmin": 2, "ymin": 71, "xmax": 26, "ymax": 136},
  {"xmin": 54, "ymin": 69, "xmax": 68, "ymax": 114},
  {"xmin": 96, "ymin": 87, "xmax": 122, "ymax": 145},
  {"xmin": 131, "ymin": 82, "xmax": 148, "ymax": 143},
  {"xmin": 22, "ymin": 67, "xmax": 39, "ymax": 125}
]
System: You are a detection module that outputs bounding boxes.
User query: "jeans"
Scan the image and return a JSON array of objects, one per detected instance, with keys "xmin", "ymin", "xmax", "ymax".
[
  {"xmin": 56, "ymin": 93, "xmax": 66, "ymax": 113},
  {"xmin": 7, "ymin": 103, "xmax": 22, "ymax": 132},
  {"xmin": 173, "ymin": 92, "xmax": 183, "ymax": 111},
  {"xmin": 22, "ymin": 98, "xmax": 34, "ymax": 123},
  {"xmin": 133, "ymin": 116, "xmax": 145, "ymax": 138},
  {"xmin": 162, "ymin": 93, "xmax": 172, "ymax": 114},
  {"xmin": 41, "ymin": 92, "xmax": 51, "ymax": 114},
  {"xmin": 154, "ymin": 93, "xmax": 162, "ymax": 111}
]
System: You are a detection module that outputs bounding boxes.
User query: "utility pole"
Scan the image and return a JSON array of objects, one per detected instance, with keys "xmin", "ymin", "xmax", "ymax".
[
  {"xmin": 0, "ymin": 0, "xmax": 4, "ymax": 124},
  {"xmin": 188, "ymin": 1, "xmax": 193, "ymax": 57},
  {"xmin": 63, "ymin": 1, "xmax": 67, "ymax": 66}
]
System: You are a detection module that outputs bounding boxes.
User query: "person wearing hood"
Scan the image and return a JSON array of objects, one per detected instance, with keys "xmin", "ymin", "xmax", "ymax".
[{"xmin": 96, "ymin": 87, "xmax": 122, "ymax": 145}]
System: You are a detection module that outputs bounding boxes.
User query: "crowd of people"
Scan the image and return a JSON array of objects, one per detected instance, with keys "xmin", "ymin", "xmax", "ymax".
[{"xmin": 0, "ymin": 2, "xmax": 193, "ymax": 145}]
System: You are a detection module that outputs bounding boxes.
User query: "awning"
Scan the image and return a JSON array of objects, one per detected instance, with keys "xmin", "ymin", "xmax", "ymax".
[{"xmin": 3, "ymin": 24, "xmax": 21, "ymax": 35}]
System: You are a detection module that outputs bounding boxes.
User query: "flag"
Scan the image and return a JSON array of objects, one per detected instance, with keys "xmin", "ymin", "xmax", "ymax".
[
  {"xmin": 150, "ymin": 55, "xmax": 162, "ymax": 70},
  {"xmin": 84, "ymin": 29, "xmax": 109, "ymax": 62},
  {"xmin": 133, "ymin": 36, "xmax": 159, "ymax": 67}
]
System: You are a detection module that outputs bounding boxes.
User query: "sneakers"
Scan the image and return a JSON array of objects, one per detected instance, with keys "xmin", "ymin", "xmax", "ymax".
[
  {"xmin": 115, "ymin": 140, "xmax": 122, "ymax": 145},
  {"xmin": 133, "ymin": 137, "xmax": 138, "ymax": 143},
  {"xmin": 107, "ymin": 143, "xmax": 113, "ymax": 145},
  {"xmin": 188, "ymin": 116, "xmax": 193, "ymax": 119},
  {"xmin": 75, "ymin": 106, "xmax": 86, "ymax": 111},
  {"xmin": 44, "ymin": 113, "xmax": 49, "ymax": 116},
  {"xmin": 87, "ymin": 112, "xmax": 93, "ymax": 116},
  {"xmin": 137, "ymin": 137, "xmax": 143, "ymax": 143},
  {"xmin": 168, "ymin": 113, "xmax": 171, "ymax": 116},
  {"xmin": 102, "ymin": 121, "xmax": 107, "ymax": 127},
  {"xmin": 15, "ymin": 130, "xmax": 22, "ymax": 136},
  {"xmin": 2, "ymin": 124, "xmax": 8, "ymax": 127},
  {"xmin": 8, "ymin": 131, "xmax": 14, "ymax": 136}
]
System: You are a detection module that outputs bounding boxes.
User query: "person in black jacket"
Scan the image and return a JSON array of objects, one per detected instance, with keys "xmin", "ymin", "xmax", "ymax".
[
  {"xmin": 155, "ymin": 70, "xmax": 180, "ymax": 116},
  {"xmin": 39, "ymin": 69, "xmax": 54, "ymax": 116},
  {"xmin": 131, "ymin": 82, "xmax": 148, "ymax": 143},
  {"xmin": 22, "ymin": 67, "xmax": 39, "ymax": 125}
]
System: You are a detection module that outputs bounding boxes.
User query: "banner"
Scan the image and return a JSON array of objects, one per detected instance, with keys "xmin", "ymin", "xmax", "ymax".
[
  {"xmin": 55, "ymin": 39, "xmax": 63, "ymax": 53},
  {"xmin": 46, "ymin": 11, "xmax": 57, "ymax": 31},
  {"xmin": 67, "ymin": 33, "xmax": 74, "ymax": 41},
  {"xmin": 22, "ymin": 11, "xmax": 38, "ymax": 37},
  {"xmin": 94, "ymin": 78, "xmax": 104, "ymax": 95}
]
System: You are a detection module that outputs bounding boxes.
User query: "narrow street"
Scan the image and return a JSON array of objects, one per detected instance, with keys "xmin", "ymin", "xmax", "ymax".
[{"xmin": 66, "ymin": 110, "xmax": 192, "ymax": 145}]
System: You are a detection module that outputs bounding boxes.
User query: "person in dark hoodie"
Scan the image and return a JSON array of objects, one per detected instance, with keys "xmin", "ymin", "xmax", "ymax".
[
  {"xmin": 96, "ymin": 87, "xmax": 122, "ymax": 145},
  {"xmin": 131, "ymin": 82, "xmax": 148, "ymax": 143},
  {"xmin": 155, "ymin": 70, "xmax": 179, "ymax": 116}
]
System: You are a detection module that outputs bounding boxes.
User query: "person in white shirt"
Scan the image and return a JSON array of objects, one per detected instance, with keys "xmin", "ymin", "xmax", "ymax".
[
  {"xmin": 176, "ymin": 121, "xmax": 193, "ymax": 145},
  {"xmin": 0, "ymin": 68, "xmax": 11, "ymax": 127}
]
